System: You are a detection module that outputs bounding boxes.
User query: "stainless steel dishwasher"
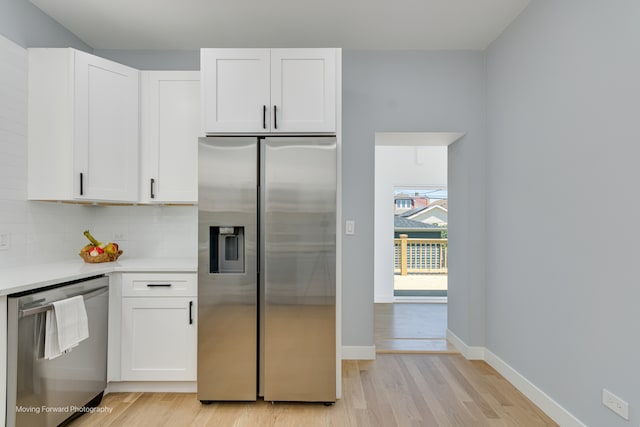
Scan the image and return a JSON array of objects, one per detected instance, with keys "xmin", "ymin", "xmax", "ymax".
[{"xmin": 6, "ymin": 275, "xmax": 109, "ymax": 427}]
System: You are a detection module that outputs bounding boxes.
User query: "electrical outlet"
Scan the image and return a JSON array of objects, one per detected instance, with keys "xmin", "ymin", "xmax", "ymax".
[
  {"xmin": 0, "ymin": 233, "xmax": 9, "ymax": 250},
  {"xmin": 112, "ymin": 232, "xmax": 128, "ymax": 241},
  {"xmin": 602, "ymin": 389, "xmax": 629, "ymax": 420}
]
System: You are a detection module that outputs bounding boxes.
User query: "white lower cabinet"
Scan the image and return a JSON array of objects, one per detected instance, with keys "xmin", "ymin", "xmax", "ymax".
[{"xmin": 119, "ymin": 273, "xmax": 197, "ymax": 382}]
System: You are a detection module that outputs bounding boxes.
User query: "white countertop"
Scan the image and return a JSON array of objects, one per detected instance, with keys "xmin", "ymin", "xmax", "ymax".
[{"xmin": 0, "ymin": 258, "xmax": 197, "ymax": 296}]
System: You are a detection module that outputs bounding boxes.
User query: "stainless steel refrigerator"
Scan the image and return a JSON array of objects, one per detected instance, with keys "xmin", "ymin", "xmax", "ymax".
[{"xmin": 197, "ymin": 136, "xmax": 336, "ymax": 403}]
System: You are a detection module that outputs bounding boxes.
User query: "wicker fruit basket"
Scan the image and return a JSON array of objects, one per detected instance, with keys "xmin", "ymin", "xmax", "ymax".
[{"xmin": 79, "ymin": 244, "xmax": 123, "ymax": 263}]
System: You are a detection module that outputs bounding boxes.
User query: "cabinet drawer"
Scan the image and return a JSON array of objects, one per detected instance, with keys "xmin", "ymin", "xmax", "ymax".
[{"xmin": 122, "ymin": 273, "xmax": 197, "ymax": 297}]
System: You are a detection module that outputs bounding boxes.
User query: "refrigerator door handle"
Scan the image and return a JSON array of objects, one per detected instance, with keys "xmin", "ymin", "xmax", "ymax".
[
  {"xmin": 257, "ymin": 184, "xmax": 261, "ymax": 275},
  {"xmin": 263, "ymin": 105, "xmax": 267, "ymax": 129}
]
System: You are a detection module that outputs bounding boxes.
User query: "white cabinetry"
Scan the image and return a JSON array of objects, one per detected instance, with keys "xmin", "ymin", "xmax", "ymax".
[
  {"xmin": 28, "ymin": 48, "xmax": 139, "ymax": 202},
  {"xmin": 120, "ymin": 273, "xmax": 197, "ymax": 381},
  {"xmin": 201, "ymin": 48, "xmax": 337, "ymax": 134},
  {"xmin": 270, "ymin": 49, "xmax": 337, "ymax": 133},
  {"xmin": 201, "ymin": 49, "xmax": 269, "ymax": 134},
  {"xmin": 140, "ymin": 71, "xmax": 200, "ymax": 203}
]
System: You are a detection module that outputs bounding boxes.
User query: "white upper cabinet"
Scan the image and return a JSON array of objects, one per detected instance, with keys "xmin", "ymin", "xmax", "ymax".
[
  {"xmin": 201, "ymin": 48, "xmax": 337, "ymax": 134},
  {"xmin": 201, "ymin": 49, "xmax": 270, "ymax": 133},
  {"xmin": 140, "ymin": 71, "xmax": 200, "ymax": 204},
  {"xmin": 270, "ymin": 49, "xmax": 336, "ymax": 133},
  {"xmin": 28, "ymin": 48, "xmax": 139, "ymax": 202}
]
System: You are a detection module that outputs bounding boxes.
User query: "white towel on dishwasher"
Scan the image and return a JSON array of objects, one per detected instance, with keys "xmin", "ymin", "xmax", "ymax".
[{"xmin": 44, "ymin": 295, "xmax": 89, "ymax": 360}]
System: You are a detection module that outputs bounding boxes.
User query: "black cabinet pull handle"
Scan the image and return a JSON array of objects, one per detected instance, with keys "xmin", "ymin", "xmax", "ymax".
[
  {"xmin": 263, "ymin": 105, "xmax": 266, "ymax": 129},
  {"xmin": 189, "ymin": 301, "xmax": 193, "ymax": 325},
  {"xmin": 146, "ymin": 283, "xmax": 172, "ymax": 287},
  {"xmin": 150, "ymin": 178, "xmax": 155, "ymax": 199},
  {"xmin": 273, "ymin": 105, "xmax": 277, "ymax": 129},
  {"xmin": 79, "ymin": 172, "xmax": 84, "ymax": 196}
]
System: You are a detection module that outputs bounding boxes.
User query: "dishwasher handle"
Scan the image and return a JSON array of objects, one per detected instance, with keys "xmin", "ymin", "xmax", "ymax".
[{"xmin": 18, "ymin": 286, "xmax": 108, "ymax": 318}]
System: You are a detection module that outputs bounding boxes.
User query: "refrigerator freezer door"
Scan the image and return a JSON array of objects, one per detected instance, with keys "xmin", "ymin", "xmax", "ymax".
[
  {"xmin": 198, "ymin": 137, "xmax": 258, "ymax": 401},
  {"xmin": 262, "ymin": 137, "xmax": 337, "ymax": 402}
]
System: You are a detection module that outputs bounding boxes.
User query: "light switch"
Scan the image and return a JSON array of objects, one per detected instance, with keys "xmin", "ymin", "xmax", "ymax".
[{"xmin": 345, "ymin": 220, "xmax": 355, "ymax": 235}]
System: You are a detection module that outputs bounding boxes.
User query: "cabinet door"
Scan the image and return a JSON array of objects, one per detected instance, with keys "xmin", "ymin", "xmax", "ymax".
[
  {"xmin": 270, "ymin": 49, "xmax": 336, "ymax": 133},
  {"xmin": 74, "ymin": 50, "xmax": 139, "ymax": 201},
  {"xmin": 121, "ymin": 297, "xmax": 196, "ymax": 381},
  {"xmin": 201, "ymin": 49, "xmax": 270, "ymax": 134},
  {"xmin": 141, "ymin": 71, "xmax": 199, "ymax": 203}
]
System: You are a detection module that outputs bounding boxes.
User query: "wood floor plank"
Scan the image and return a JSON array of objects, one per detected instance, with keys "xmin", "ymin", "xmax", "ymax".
[
  {"xmin": 70, "ymin": 355, "xmax": 557, "ymax": 427},
  {"xmin": 396, "ymin": 356, "xmax": 440, "ymax": 426},
  {"xmin": 359, "ymin": 359, "xmax": 398, "ymax": 427},
  {"xmin": 375, "ymin": 303, "xmax": 457, "ymax": 354},
  {"xmin": 342, "ymin": 360, "xmax": 367, "ymax": 410},
  {"xmin": 440, "ymin": 356, "xmax": 500, "ymax": 420},
  {"xmin": 402, "ymin": 356, "xmax": 454, "ymax": 426}
]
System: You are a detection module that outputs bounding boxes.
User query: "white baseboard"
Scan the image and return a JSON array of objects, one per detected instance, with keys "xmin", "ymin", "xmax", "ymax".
[
  {"xmin": 107, "ymin": 381, "xmax": 196, "ymax": 393},
  {"xmin": 0, "ymin": 296, "xmax": 6, "ymax": 426},
  {"xmin": 446, "ymin": 330, "xmax": 585, "ymax": 427},
  {"xmin": 394, "ymin": 296, "xmax": 447, "ymax": 303},
  {"xmin": 341, "ymin": 345, "xmax": 376, "ymax": 360},
  {"xmin": 374, "ymin": 295, "xmax": 394, "ymax": 303},
  {"xmin": 484, "ymin": 350, "xmax": 586, "ymax": 427},
  {"xmin": 446, "ymin": 329, "xmax": 484, "ymax": 360}
]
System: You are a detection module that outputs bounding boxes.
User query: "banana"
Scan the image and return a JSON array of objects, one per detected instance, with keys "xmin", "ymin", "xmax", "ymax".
[{"xmin": 83, "ymin": 230, "xmax": 103, "ymax": 247}]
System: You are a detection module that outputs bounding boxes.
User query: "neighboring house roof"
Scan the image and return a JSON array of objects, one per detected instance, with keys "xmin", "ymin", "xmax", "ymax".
[
  {"xmin": 400, "ymin": 199, "xmax": 448, "ymax": 218},
  {"xmin": 394, "ymin": 216, "xmax": 444, "ymax": 230},
  {"xmin": 407, "ymin": 205, "xmax": 447, "ymax": 220},
  {"xmin": 428, "ymin": 199, "xmax": 448, "ymax": 210},
  {"xmin": 399, "ymin": 206, "xmax": 427, "ymax": 218}
]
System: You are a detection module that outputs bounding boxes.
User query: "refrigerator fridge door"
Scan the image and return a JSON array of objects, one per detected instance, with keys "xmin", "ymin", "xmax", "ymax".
[
  {"xmin": 261, "ymin": 137, "xmax": 337, "ymax": 402},
  {"xmin": 198, "ymin": 137, "xmax": 258, "ymax": 401}
]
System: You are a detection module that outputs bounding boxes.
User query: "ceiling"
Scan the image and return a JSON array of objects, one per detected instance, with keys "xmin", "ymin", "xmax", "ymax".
[{"xmin": 29, "ymin": 0, "xmax": 530, "ymax": 51}]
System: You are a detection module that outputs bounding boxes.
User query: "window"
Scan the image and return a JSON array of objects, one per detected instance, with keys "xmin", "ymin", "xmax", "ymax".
[{"xmin": 395, "ymin": 199, "xmax": 412, "ymax": 209}]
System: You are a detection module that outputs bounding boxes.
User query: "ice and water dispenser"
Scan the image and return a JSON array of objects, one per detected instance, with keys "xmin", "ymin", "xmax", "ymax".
[{"xmin": 210, "ymin": 226, "xmax": 245, "ymax": 274}]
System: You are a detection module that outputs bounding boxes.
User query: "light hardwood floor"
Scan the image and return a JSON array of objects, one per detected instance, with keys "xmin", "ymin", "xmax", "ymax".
[
  {"xmin": 375, "ymin": 303, "xmax": 457, "ymax": 353},
  {"xmin": 70, "ymin": 355, "xmax": 557, "ymax": 427}
]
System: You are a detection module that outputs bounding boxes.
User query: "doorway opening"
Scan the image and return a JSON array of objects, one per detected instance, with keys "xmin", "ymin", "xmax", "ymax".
[
  {"xmin": 374, "ymin": 132, "xmax": 462, "ymax": 353},
  {"xmin": 393, "ymin": 186, "xmax": 448, "ymax": 299}
]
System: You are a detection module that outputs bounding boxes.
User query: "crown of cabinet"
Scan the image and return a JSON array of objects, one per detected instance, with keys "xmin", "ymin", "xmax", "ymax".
[{"xmin": 201, "ymin": 48, "xmax": 338, "ymax": 134}]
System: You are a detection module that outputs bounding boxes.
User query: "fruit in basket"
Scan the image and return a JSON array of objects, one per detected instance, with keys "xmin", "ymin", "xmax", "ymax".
[
  {"xmin": 80, "ymin": 230, "xmax": 122, "ymax": 263},
  {"xmin": 104, "ymin": 242, "xmax": 119, "ymax": 254},
  {"xmin": 89, "ymin": 246, "xmax": 104, "ymax": 257}
]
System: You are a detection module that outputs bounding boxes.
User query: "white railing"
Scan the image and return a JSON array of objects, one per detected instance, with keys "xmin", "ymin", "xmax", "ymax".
[{"xmin": 394, "ymin": 235, "xmax": 448, "ymax": 275}]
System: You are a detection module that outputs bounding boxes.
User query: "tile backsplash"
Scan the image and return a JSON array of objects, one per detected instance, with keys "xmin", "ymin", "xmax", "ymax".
[
  {"xmin": 0, "ymin": 34, "xmax": 196, "ymax": 269},
  {"xmin": 0, "ymin": 201, "xmax": 197, "ymax": 268}
]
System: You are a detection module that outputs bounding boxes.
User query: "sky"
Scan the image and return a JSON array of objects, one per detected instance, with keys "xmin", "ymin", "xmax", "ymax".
[{"xmin": 394, "ymin": 187, "xmax": 447, "ymax": 199}]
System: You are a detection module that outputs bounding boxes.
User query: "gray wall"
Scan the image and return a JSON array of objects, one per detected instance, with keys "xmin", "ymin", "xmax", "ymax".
[
  {"xmin": 94, "ymin": 49, "xmax": 199, "ymax": 70},
  {"xmin": 342, "ymin": 50, "xmax": 487, "ymax": 347},
  {"xmin": 486, "ymin": 1, "xmax": 640, "ymax": 425},
  {"xmin": 0, "ymin": 0, "xmax": 90, "ymax": 50}
]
